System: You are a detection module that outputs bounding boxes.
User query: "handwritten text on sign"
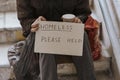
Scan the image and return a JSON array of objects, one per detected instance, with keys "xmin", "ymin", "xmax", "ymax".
[{"xmin": 34, "ymin": 21, "xmax": 84, "ymax": 56}]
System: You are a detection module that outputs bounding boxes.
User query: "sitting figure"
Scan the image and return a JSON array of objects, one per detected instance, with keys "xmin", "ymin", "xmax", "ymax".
[{"xmin": 8, "ymin": 0, "xmax": 97, "ymax": 80}]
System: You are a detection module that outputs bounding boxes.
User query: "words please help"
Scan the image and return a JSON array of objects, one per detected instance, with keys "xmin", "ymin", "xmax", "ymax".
[{"xmin": 34, "ymin": 21, "xmax": 84, "ymax": 56}]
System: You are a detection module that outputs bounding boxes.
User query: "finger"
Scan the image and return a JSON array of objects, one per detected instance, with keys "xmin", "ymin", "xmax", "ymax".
[
  {"xmin": 74, "ymin": 18, "xmax": 78, "ymax": 23},
  {"xmin": 31, "ymin": 16, "xmax": 46, "ymax": 30},
  {"xmin": 74, "ymin": 17, "xmax": 82, "ymax": 23},
  {"xmin": 41, "ymin": 17, "xmax": 46, "ymax": 21},
  {"xmin": 31, "ymin": 19, "xmax": 39, "ymax": 27},
  {"xmin": 32, "ymin": 16, "xmax": 46, "ymax": 27},
  {"xmin": 31, "ymin": 27, "xmax": 39, "ymax": 32},
  {"xmin": 38, "ymin": 16, "xmax": 46, "ymax": 21},
  {"xmin": 77, "ymin": 19, "xmax": 82, "ymax": 23},
  {"xmin": 31, "ymin": 23, "xmax": 39, "ymax": 28},
  {"xmin": 31, "ymin": 28, "xmax": 35, "ymax": 32}
]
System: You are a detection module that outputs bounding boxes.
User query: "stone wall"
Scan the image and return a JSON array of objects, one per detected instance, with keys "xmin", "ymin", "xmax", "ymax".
[{"xmin": 0, "ymin": 0, "xmax": 16, "ymax": 12}]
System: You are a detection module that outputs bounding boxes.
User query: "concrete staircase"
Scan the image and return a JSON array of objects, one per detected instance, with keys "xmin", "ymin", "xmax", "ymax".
[{"xmin": 0, "ymin": 0, "xmax": 114, "ymax": 80}]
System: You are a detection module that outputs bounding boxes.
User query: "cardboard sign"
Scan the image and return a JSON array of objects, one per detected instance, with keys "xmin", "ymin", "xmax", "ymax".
[{"xmin": 34, "ymin": 21, "xmax": 84, "ymax": 56}]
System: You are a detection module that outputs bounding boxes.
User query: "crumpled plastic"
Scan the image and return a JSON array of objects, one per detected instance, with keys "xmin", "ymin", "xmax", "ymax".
[
  {"xmin": 85, "ymin": 16, "xmax": 101, "ymax": 60},
  {"xmin": 9, "ymin": 32, "xmax": 40, "ymax": 80}
]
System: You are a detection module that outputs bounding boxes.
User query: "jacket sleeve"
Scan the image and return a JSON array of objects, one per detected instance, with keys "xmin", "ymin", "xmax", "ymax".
[
  {"xmin": 16, "ymin": 0, "xmax": 37, "ymax": 37},
  {"xmin": 73, "ymin": 0, "xmax": 91, "ymax": 23}
]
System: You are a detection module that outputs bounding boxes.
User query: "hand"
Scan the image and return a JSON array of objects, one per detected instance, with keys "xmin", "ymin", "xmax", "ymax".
[
  {"xmin": 31, "ymin": 16, "xmax": 46, "ymax": 32},
  {"xmin": 73, "ymin": 17, "xmax": 82, "ymax": 23}
]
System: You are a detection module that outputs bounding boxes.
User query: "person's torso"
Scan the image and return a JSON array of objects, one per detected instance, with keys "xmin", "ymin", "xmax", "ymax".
[{"xmin": 30, "ymin": 0, "xmax": 77, "ymax": 21}]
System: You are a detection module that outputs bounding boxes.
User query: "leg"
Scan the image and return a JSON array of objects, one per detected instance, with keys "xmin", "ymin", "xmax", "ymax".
[
  {"xmin": 72, "ymin": 32, "xmax": 96, "ymax": 80},
  {"xmin": 39, "ymin": 53, "xmax": 58, "ymax": 80}
]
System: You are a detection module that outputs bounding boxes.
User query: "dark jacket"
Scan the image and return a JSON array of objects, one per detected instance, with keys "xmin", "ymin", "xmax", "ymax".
[{"xmin": 17, "ymin": 0, "xmax": 91, "ymax": 37}]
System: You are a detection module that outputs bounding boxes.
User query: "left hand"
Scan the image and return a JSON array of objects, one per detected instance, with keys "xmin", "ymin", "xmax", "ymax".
[
  {"xmin": 73, "ymin": 17, "xmax": 82, "ymax": 23},
  {"xmin": 31, "ymin": 16, "xmax": 46, "ymax": 32}
]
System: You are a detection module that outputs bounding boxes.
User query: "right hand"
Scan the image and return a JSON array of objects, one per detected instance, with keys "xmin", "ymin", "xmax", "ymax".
[
  {"xmin": 73, "ymin": 17, "xmax": 82, "ymax": 23},
  {"xmin": 31, "ymin": 16, "xmax": 46, "ymax": 32}
]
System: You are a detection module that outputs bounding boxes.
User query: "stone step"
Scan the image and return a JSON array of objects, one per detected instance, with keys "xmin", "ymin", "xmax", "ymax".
[
  {"xmin": 0, "ymin": 0, "xmax": 16, "ymax": 12},
  {"xmin": 0, "ymin": 67, "xmax": 113, "ymax": 80},
  {"xmin": 0, "ymin": 12, "xmax": 25, "ymax": 43},
  {"xmin": 0, "ymin": 29, "xmax": 24, "ymax": 43},
  {"xmin": 58, "ymin": 71, "xmax": 113, "ymax": 80},
  {"xmin": 57, "ymin": 55, "xmax": 111, "ymax": 75},
  {"xmin": 0, "ymin": 44, "xmax": 11, "ymax": 67}
]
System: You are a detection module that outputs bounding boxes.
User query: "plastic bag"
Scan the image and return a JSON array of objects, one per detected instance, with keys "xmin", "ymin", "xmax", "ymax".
[
  {"xmin": 8, "ymin": 41, "xmax": 25, "ymax": 80},
  {"xmin": 13, "ymin": 32, "xmax": 39, "ymax": 80},
  {"xmin": 8, "ymin": 41, "xmax": 25, "ymax": 66},
  {"xmin": 85, "ymin": 16, "xmax": 101, "ymax": 60}
]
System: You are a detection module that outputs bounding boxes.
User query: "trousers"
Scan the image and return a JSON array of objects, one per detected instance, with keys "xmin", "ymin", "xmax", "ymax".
[{"xmin": 39, "ymin": 32, "xmax": 96, "ymax": 80}]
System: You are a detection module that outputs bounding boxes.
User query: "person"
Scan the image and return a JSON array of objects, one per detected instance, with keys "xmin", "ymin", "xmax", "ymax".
[{"xmin": 16, "ymin": 0, "xmax": 96, "ymax": 80}]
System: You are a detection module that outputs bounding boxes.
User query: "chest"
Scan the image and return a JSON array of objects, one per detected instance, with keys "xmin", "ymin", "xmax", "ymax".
[{"xmin": 31, "ymin": 0, "xmax": 77, "ymax": 12}]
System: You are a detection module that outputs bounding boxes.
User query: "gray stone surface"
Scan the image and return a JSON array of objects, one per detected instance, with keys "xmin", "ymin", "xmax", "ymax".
[
  {"xmin": 0, "ymin": 0, "xmax": 16, "ymax": 12},
  {"xmin": 57, "ymin": 57, "xmax": 111, "ymax": 75},
  {"xmin": 58, "ymin": 71, "xmax": 114, "ymax": 80},
  {"xmin": 0, "ymin": 68, "xmax": 113, "ymax": 80},
  {"xmin": 0, "ymin": 12, "xmax": 20, "ymax": 30},
  {"xmin": 0, "ymin": 30, "xmax": 24, "ymax": 43},
  {"xmin": 0, "ymin": 13, "xmax": 4, "ymax": 30},
  {"xmin": 0, "ymin": 68, "xmax": 11, "ymax": 80},
  {"xmin": 5, "ymin": 12, "xmax": 21, "ymax": 29},
  {"xmin": 0, "ymin": 12, "xmax": 24, "ymax": 43},
  {"xmin": 0, "ymin": 43, "xmax": 12, "ymax": 67}
]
